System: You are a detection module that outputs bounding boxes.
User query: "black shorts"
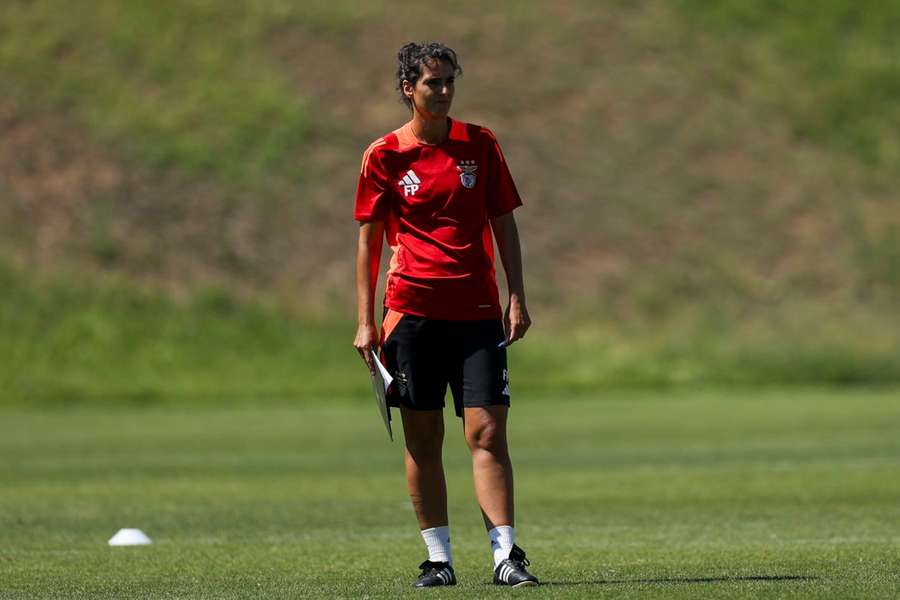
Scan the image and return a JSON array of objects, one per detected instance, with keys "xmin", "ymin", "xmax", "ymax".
[{"xmin": 380, "ymin": 310, "xmax": 510, "ymax": 417}]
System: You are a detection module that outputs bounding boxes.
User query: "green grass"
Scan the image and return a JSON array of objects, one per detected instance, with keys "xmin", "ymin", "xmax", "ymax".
[
  {"xmin": 4, "ymin": 0, "xmax": 900, "ymax": 186},
  {"xmin": 0, "ymin": 261, "xmax": 358, "ymax": 405},
  {"xmin": 676, "ymin": 0, "xmax": 900, "ymax": 169},
  {"xmin": 2, "ymin": 389, "xmax": 899, "ymax": 598},
  {"xmin": 3, "ymin": 0, "xmax": 900, "ymax": 347},
  {"xmin": 0, "ymin": 0, "xmax": 311, "ymax": 183},
  {"xmin": 3, "ymin": 260, "xmax": 900, "ymax": 407}
]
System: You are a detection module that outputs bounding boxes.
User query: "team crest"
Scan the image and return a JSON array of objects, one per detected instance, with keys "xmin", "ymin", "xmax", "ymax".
[{"xmin": 457, "ymin": 159, "xmax": 478, "ymax": 189}]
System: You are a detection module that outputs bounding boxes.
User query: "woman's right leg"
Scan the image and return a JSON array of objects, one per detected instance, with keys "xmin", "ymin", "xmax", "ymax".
[{"xmin": 400, "ymin": 406, "xmax": 447, "ymax": 527}]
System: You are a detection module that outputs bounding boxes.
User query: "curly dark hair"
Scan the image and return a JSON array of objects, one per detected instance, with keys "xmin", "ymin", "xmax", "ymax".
[{"xmin": 396, "ymin": 42, "xmax": 462, "ymax": 109}]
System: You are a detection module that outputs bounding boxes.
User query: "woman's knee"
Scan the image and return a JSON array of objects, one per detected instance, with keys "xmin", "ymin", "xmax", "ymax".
[
  {"xmin": 402, "ymin": 410, "xmax": 444, "ymax": 459},
  {"xmin": 465, "ymin": 415, "xmax": 508, "ymax": 454},
  {"xmin": 405, "ymin": 432, "xmax": 443, "ymax": 461}
]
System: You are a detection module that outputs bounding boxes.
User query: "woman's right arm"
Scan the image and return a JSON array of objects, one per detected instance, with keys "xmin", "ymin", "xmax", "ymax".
[{"xmin": 353, "ymin": 220, "xmax": 385, "ymax": 373}]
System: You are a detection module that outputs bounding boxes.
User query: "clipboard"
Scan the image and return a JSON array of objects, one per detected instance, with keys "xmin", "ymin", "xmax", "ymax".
[{"xmin": 369, "ymin": 349, "xmax": 394, "ymax": 441}]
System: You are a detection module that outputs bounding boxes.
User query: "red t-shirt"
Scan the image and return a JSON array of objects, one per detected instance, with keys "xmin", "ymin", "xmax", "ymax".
[{"xmin": 355, "ymin": 118, "xmax": 522, "ymax": 320}]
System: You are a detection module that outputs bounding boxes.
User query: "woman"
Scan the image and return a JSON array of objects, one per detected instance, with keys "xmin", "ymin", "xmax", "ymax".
[{"xmin": 353, "ymin": 41, "xmax": 538, "ymax": 588}]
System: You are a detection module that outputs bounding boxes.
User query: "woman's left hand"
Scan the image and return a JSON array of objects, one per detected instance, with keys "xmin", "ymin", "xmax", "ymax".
[{"xmin": 503, "ymin": 295, "xmax": 531, "ymax": 346}]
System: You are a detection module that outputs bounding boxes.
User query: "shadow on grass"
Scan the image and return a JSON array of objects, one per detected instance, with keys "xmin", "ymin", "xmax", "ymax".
[{"xmin": 542, "ymin": 575, "xmax": 818, "ymax": 587}]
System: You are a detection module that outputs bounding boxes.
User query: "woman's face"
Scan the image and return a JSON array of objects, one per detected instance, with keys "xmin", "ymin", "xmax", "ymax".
[{"xmin": 404, "ymin": 58, "xmax": 455, "ymax": 119}]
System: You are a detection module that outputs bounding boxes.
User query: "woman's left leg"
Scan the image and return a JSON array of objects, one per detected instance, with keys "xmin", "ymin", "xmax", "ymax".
[
  {"xmin": 463, "ymin": 405, "xmax": 514, "ymax": 529},
  {"xmin": 464, "ymin": 404, "xmax": 538, "ymax": 586}
]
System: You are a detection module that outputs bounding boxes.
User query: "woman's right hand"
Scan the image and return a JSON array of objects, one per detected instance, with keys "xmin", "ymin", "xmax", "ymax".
[{"xmin": 354, "ymin": 323, "xmax": 380, "ymax": 374}]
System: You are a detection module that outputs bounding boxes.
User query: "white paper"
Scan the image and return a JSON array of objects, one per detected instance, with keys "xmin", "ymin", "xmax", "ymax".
[
  {"xmin": 369, "ymin": 349, "xmax": 393, "ymax": 440},
  {"xmin": 371, "ymin": 350, "xmax": 394, "ymax": 392}
]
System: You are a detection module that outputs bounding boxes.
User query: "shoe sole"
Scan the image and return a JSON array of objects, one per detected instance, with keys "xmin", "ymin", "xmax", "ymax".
[
  {"xmin": 414, "ymin": 582, "xmax": 456, "ymax": 588},
  {"xmin": 510, "ymin": 581, "xmax": 539, "ymax": 588}
]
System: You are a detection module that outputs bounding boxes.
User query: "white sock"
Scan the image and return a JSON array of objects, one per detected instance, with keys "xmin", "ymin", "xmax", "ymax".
[
  {"xmin": 421, "ymin": 526, "xmax": 452, "ymax": 565},
  {"xmin": 488, "ymin": 525, "xmax": 515, "ymax": 568}
]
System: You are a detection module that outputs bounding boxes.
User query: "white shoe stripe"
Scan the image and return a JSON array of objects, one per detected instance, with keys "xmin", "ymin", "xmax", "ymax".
[
  {"xmin": 408, "ymin": 170, "xmax": 421, "ymax": 184},
  {"xmin": 501, "ymin": 564, "xmax": 511, "ymax": 582}
]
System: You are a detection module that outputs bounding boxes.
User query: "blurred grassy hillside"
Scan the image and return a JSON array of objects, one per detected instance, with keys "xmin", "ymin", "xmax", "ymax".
[
  {"xmin": 679, "ymin": 0, "xmax": 900, "ymax": 167},
  {"xmin": 1, "ymin": 1, "xmax": 899, "ymax": 403},
  {"xmin": 4, "ymin": 259, "xmax": 897, "ymax": 406}
]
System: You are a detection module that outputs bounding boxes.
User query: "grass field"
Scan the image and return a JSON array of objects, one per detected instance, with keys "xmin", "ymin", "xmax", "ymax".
[{"xmin": 2, "ymin": 388, "xmax": 898, "ymax": 599}]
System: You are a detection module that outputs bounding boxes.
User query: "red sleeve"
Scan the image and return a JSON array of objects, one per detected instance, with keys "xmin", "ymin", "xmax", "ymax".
[
  {"xmin": 354, "ymin": 143, "xmax": 390, "ymax": 222},
  {"xmin": 484, "ymin": 130, "xmax": 522, "ymax": 217}
]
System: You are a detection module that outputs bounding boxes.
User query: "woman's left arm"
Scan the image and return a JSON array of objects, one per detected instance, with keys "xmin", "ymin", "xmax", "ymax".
[{"xmin": 490, "ymin": 212, "xmax": 531, "ymax": 345}]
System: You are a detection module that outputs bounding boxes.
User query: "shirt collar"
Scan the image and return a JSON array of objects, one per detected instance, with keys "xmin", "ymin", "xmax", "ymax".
[
  {"xmin": 447, "ymin": 118, "xmax": 469, "ymax": 142},
  {"xmin": 395, "ymin": 118, "xmax": 468, "ymax": 149}
]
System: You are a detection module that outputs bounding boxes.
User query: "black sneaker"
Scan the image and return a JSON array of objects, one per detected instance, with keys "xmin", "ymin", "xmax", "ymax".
[
  {"xmin": 493, "ymin": 545, "xmax": 539, "ymax": 587},
  {"xmin": 414, "ymin": 560, "xmax": 456, "ymax": 587}
]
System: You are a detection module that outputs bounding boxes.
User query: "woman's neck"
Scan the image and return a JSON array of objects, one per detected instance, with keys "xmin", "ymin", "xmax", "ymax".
[{"xmin": 408, "ymin": 114, "xmax": 449, "ymax": 145}]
